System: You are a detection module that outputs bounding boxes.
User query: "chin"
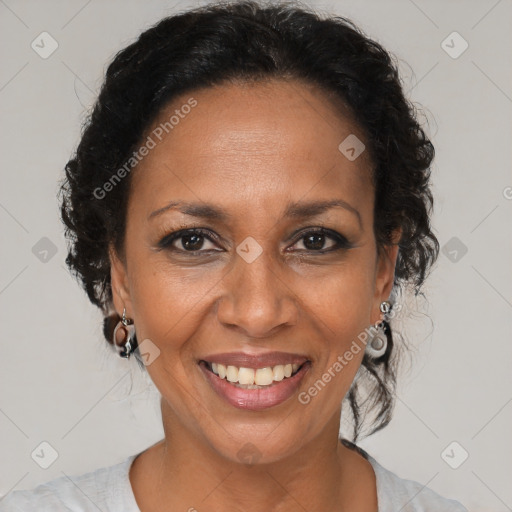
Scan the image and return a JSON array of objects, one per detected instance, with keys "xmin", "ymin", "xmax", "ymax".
[{"xmin": 205, "ymin": 425, "xmax": 306, "ymax": 467}]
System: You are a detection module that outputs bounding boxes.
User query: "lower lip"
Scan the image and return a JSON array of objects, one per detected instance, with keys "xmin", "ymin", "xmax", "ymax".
[{"xmin": 199, "ymin": 362, "xmax": 311, "ymax": 411}]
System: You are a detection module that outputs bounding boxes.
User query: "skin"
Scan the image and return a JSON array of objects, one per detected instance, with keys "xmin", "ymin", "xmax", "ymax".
[{"xmin": 110, "ymin": 79, "xmax": 400, "ymax": 512}]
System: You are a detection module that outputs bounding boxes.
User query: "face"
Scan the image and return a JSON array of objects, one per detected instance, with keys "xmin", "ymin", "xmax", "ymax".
[{"xmin": 111, "ymin": 79, "xmax": 398, "ymax": 464}]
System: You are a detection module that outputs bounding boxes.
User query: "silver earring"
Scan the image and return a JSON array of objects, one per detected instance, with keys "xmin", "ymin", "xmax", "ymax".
[
  {"xmin": 365, "ymin": 301, "xmax": 392, "ymax": 359},
  {"xmin": 112, "ymin": 308, "xmax": 136, "ymax": 358}
]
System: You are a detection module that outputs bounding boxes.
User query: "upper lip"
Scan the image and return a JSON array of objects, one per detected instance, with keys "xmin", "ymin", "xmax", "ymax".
[{"xmin": 200, "ymin": 351, "xmax": 310, "ymax": 369}]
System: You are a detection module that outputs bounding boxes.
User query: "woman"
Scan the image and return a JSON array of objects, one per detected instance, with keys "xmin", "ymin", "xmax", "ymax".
[{"xmin": 1, "ymin": 1, "xmax": 468, "ymax": 510}]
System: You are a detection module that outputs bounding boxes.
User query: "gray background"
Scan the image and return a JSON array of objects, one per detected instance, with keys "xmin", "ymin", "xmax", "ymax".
[{"xmin": 0, "ymin": 1, "xmax": 511, "ymax": 510}]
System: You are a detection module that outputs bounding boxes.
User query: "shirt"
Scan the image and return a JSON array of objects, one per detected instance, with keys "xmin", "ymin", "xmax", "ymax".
[{"xmin": 0, "ymin": 448, "xmax": 468, "ymax": 511}]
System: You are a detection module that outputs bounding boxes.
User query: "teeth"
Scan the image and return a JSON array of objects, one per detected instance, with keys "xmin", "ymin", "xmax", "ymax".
[
  {"xmin": 208, "ymin": 361, "xmax": 304, "ymax": 387},
  {"xmin": 226, "ymin": 365, "xmax": 238, "ymax": 383},
  {"xmin": 255, "ymin": 367, "xmax": 274, "ymax": 386},
  {"xmin": 238, "ymin": 367, "xmax": 255, "ymax": 385},
  {"xmin": 273, "ymin": 365, "xmax": 284, "ymax": 381}
]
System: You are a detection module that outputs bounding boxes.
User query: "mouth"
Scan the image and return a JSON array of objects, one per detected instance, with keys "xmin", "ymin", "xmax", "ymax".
[
  {"xmin": 201, "ymin": 360, "xmax": 306, "ymax": 387},
  {"xmin": 198, "ymin": 359, "xmax": 312, "ymax": 411}
]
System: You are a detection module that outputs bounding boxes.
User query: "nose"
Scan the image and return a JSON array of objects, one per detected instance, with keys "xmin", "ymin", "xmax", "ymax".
[{"xmin": 216, "ymin": 246, "xmax": 299, "ymax": 339}]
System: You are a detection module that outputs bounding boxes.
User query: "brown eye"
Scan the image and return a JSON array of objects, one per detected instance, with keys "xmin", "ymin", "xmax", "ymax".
[
  {"xmin": 180, "ymin": 233, "xmax": 206, "ymax": 251},
  {"xmin": 158, "ymin": 228, "xmax": 220, "ymax": 253},
  {"xmin": 301, "ymin": 233, "xmax": 334, "ymax": 251},
  {"xmin": 289, "ymin": 228, "xmax": 352, "ymax": 253}
]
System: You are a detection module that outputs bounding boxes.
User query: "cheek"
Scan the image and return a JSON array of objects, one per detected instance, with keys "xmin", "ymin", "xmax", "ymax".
[
  {"xmin": 126, "ymin": 261, "xmax": 215, "ymax": 407},
  {"xmin": 128, "ymin": 254, "xmax": 220, "ymax": 337},
  {"xmin": 308, "ymin": 256, "xmax": 376, "ymax": 332},
  {"xmin": 128, "ymin": 243, "xmax": 376, "ymax": 348},
  {"xmin": 303, "ymin": 257, "xmax": 375, "ymax": 393}
]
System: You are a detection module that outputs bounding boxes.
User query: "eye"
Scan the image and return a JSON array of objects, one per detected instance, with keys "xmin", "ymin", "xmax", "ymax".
[
  {"xmin": 288, "ymin": 227, "xmax": 351, "ymax": 253},
  {"xmin": 157, "ymin": 226, "xmax": 352, "ymax": 255},
  {"xmin": 158, "ymin": 228, "xmax": 221, "ymax": 253}
]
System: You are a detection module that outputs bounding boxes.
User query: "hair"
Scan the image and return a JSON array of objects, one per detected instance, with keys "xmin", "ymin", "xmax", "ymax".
[{"xmin": 59, "ymin": 0, "xmax": 439, "ymax": 441}]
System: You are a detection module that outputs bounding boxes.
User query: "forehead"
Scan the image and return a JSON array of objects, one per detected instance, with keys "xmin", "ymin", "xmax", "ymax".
[{"xmin": 131, "ymin": 79, "xmax": 374, "ymax": 215}]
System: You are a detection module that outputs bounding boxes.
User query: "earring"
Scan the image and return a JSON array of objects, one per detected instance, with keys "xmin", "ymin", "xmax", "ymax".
[
  {"xmin": 112, "ymin": 308, "xmax": 137, "ymax": 358},
  {"xmin": 365, "ymin": 301, "xmax": 392, "ymax": 359}
]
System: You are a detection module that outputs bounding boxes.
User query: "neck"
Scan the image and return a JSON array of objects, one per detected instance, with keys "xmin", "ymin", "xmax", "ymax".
[{"xmin": 130, "ymin": 400, "xmax": 377, "ymax": 512}]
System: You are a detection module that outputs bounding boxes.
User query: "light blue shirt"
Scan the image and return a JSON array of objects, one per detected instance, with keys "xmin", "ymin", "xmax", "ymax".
[{"xmin": 0, "ymin": 450, "xmax": 468, "ymax": 511}]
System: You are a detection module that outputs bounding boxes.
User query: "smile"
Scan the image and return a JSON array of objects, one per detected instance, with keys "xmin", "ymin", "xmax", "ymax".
[
  {"xmin": 199, "ymin": 359, "xmax": 311, "ymax": 411},
  {"xmin": 208, "ymin": 361, "xmax": 302, "ymax": 387}
]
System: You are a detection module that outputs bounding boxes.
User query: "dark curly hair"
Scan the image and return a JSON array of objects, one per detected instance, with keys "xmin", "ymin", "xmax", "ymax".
[{"xmin": 59, "ymin": 0, "xmax": 439, "ymax": 441}]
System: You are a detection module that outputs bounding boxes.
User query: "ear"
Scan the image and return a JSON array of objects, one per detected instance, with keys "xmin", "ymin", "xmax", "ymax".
[
  {"xmin": 109, "ymin": 243, "xmax": 133, "ymax": 316},
  {"xmin": 371, "ymin": 228, "xmax": 401, "ymax": 324}
]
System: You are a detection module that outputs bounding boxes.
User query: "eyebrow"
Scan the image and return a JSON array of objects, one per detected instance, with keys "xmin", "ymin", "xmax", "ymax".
[
  {"xmin": 284, "ymin": 199, "xmax": 362, "ymax": 228},
  {"xmin": 149, "ymin": 199, "xmax": 362, "ymax": 228}
]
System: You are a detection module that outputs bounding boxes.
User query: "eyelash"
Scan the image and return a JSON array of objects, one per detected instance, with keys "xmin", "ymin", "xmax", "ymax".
[{"xmin": 157, "ymin": 225, "xmax": 353, "ymax": 255}]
